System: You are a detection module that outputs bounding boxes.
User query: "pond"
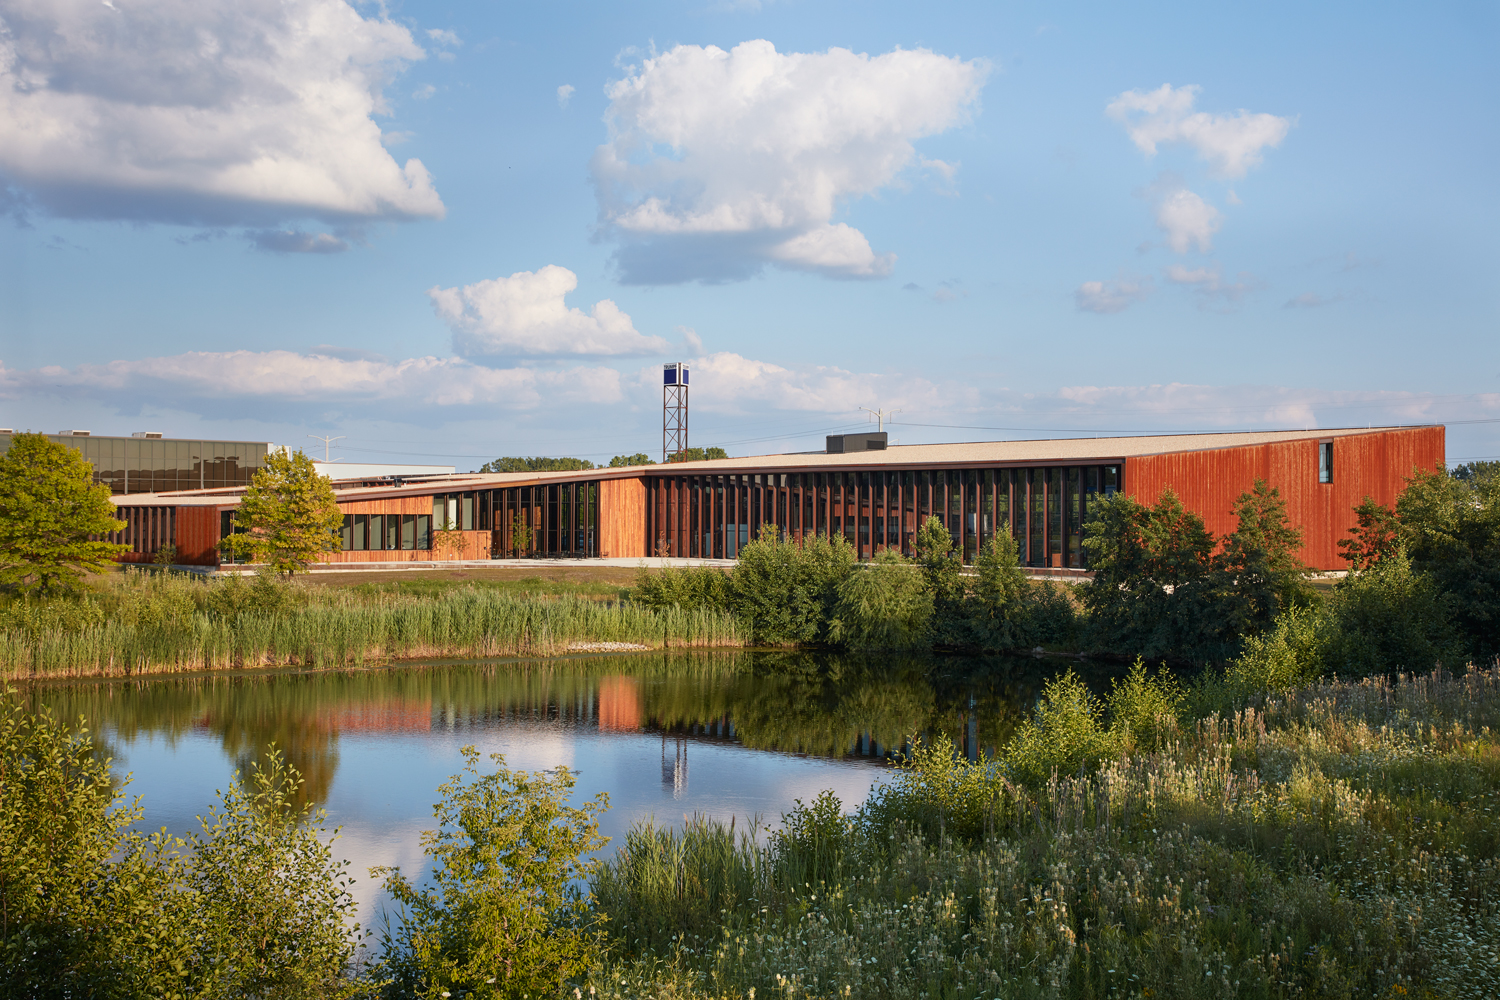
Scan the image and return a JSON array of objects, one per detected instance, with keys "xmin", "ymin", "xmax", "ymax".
[{"xmin": 16, "ymin": 649, "xmax": 1066, "ymax": 926}]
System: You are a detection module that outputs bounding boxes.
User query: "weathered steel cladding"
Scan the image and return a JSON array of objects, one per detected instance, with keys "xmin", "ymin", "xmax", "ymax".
[
  {"xmin": 174, "ymin": 506, "xmax": 224, "ymax": 565},
  {"xmin": 1124, "ymin": 426, "xmax": 1444, "ymax": 570}
]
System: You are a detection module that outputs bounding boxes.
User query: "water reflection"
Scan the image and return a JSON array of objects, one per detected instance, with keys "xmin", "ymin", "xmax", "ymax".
[
  {"xmin": 20, "ymin": 649, "xmax": 1062, "ymax": 811},
  {"xmin": 15, "ymin": 650, "xmax": 1066, "ymax": 929}
]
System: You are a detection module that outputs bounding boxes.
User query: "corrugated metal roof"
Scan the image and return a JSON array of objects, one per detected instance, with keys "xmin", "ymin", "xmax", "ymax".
[{"xmin": 110, "ymin": 426, "xmax": 1430, "ymax": 507}]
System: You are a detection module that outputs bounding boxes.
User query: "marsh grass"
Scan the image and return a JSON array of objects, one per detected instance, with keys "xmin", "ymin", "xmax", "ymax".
[
  {"xmin": 0, "ymin": 571, "xmax": 739, "ymax": 678},
  {"xmin": 590, "ymin": 665, "xmax": 1500, "ymax": 999}
]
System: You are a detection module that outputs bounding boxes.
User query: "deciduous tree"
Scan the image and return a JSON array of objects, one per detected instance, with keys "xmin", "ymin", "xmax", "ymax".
[
  {"xmin": 224, "ymin": 450, "xmax": 343, "ymax": 574},
  {"xmin": 0, "ymin": 432, "xmax": 125, "ymax": 595}
]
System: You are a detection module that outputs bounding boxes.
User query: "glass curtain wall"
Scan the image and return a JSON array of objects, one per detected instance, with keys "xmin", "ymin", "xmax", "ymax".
[
  {"xmin": 642, "ymin": 463, "xmax": 1117, "ymax": 567},
  {"xmin": 487, "ymin": 482, "xmax": 599, "ymax": 558}
]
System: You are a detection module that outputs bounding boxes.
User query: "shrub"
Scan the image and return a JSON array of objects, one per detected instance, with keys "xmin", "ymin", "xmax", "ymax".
[
  {"xmin": 1225, "ymin": 603, "xmax": 1328, "ymax": 696},
  {"xmin": 0, "ymin": 699, "xmax": 188, "ymax": 997},
  {"xmin": 1004, "ymin": 669, "xmax": 1117, "ymax": 787},
  {"xmin": 1013, "ymin": 581, "xmax": 1082, "ymax": 648},
  {"xmin": 184, "ymin": 750, "xmax": 371, "ymax": 999},
  {"xmin": 630, "ymin": 564, "xmax": 730, "ymax": 615},
  {"xmin": 770, "ymin": 789, "xmax": 856, "ymax": 886},
  {"xmin": 1397, "ymin": 466, "xmax": 1500, "ymax": 660},
  {"xmin": 828, "ymin": 549, "xmax": 932, "ymax": 649},
  {"xmin": 375, "ymin": 746, "xmax": 609, "ymax": 1000},
  {"xmin": 727, "ymin": 528, "xmax": 854, "ymax": 645},
  {"xmin": 1104, "ymin": 658, "xmax": 1185, "ymax": 753},
  {"xmin": 1319, "ymin": 548, "xmax": 1460, "ymax": 674}
]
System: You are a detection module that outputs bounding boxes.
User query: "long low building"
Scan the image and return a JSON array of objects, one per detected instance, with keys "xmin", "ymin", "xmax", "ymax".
[{"xmin": 104, "ymin": 425, "xmax": 1444, "ymax": 572}]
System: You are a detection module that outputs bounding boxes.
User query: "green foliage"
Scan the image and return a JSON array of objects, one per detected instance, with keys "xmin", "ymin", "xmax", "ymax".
[
  {"xmin": 184, "ymin": 750, "xmax": 372, "ymax": 999},
  {"xmin": 726, "ymin": 527, "xmax": 855, "ymax": 645},
  {"xmin": 225, "ymin": 450, "xmax": 344, "ymax": 575},
  {"xmin": 1010, "ymin": 581, "xmax": 1082, "ymax": 648},
  {"xmin": 0, "ymin": 432, "xmax": 126, "ymax": 595},
  {"xmin": 1224, "ymin": 604, "xmax": 1328, "ymax": 697},
  {"xmin": 1082, "ymin": 488, "xmax": 1227, "ymax": 661},
  {"xmin": 479, "ymin": 456, "xmax": 595, "ymax": 473},
  {"xmin": 911, "ymin": 515, "xmax": 962, "ymax": 604},
  {"xmin": 1104, "ymin": 658, "xmax": 1184, "ymax": 753},
  {"xmin": 1337, "ymin": 495, "xmax": 1400, "ymax": 570},
  {"xmin": 204, "ymin": 571, "xmax": 302, "ymax": 622},
  {"xmin": 606, "ymin": 453, "xmax": 655, "ymax": 468},
  {"xmin": 663, "ymin": 447, "xmax": 729, "ymax": 463},
  {"xmin": 375, "ymin": 746, "xmax": 609, "ymax": 1000},
  {"xmin": 1217, "ymin": 478, "xmax": 1314, "ymax": 630},
  {"xmin": 973, "ymin": 532, "xmax": 1026, "ymax": 610},
  {"xmin": 861, "ymin": 733, "xmax": 1008, "ymax": 843},
  {"xmin": 770, "ymin": 789, "xmax": 855, "ymax": 886},
  {"xmin": 631, "ymin": 563, "xmax": 732, "ymax": 615},
  {"xmin": 0, "ymin": 699, "xmax": 188, "ymax": 997},
  {"xmin": 828, "ymin": 549, "xmax": 932, "ymax": 649},
  {"xmin": 1397, "ymin": 465, "xmax": 1500, "ymax": 660},
  {"xmin": 0, "ymin": 700, "xmax": 368, "ymax": 997},
  {"xmin": 592, "ymin": 815, "xmax": 765, "ymax": 956},
  {"xmin": 506, "ymin": 513, "xmax": 532, "ymax": 555},
  {"xmin": 1084, "ymin": 481, "xmax": 1312, "ymax": 662},
  {"xmin": 1318, "ymin": 548, "xmax": 1460, "ymax": 674},
  {"xmin": 1004, "ymin": 668, "xmax": 1117, "ymax": 786},
  {"xmin": 152, "ymin": 543, "xmax": 178, "ymax": 567}
]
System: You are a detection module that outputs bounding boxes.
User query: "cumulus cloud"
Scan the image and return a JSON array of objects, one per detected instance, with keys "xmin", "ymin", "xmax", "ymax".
[
  {"xmin": 0, "ymin": 0, "xmax": 445, "ymax": 226},
  {"xmin": 592, "ymin": 39, "xmax": 988, "ymax": 283},
  {"xmin": 1165, "ymin": 264, "xmax": 1261, "ymax": 305},
  {"xmin": 1147, "ymin": 174, "xmax": 1221, "ymax": 253},
  {"xmin": 557, "ymin": 84, "xmax": 575, "ymax": 108},
  {"xmin": 0, "ymin": 350, "xmax": 623, "ymax": 416},
  {"xmin": 428, "ymin": 266, "xmax": 672, "ymax": 358},
  {"xmin": 1075, "ymin": 276, "xmax": 1153, "ymax": 314},
  {"xmin": 1107, "ymin": 84, "xmax": 1291, "ymax": 178}
]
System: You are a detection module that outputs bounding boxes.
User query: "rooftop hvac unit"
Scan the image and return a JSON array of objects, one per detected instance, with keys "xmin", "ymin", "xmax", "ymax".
[
  {"xmin": 59, "ymin": 429, "xmax": 91, "ymax": 436},
  {"xmin": 132, "ymin": 431, "xmax": 164, "ymax": 439},
  {"xmin": 826, "ymin": 432, "xmax": 887, "ymax": 454}
]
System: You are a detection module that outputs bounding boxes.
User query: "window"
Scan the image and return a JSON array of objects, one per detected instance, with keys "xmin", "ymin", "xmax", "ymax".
[{"xmin": 1319, "ymin": 441, "xmax": 1334, "ymax": 484}]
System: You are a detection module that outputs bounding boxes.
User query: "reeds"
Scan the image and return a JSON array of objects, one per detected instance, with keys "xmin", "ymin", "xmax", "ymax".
[
  {"xmin": 0, "ymin": 576, "xmax": 740, "ymax": 678},
  {"xmin": 590, "ymin": 664, "xmax": 1500, "ymax": 999}
]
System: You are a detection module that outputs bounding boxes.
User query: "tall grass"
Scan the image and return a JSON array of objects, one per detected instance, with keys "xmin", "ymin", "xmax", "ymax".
[
  {"xmin": 0, "ymin": 572, "xmax": 739, "ymax": 679},
  {"xmin": 589, "ymin": 664, "xmax": 1500, "ymax": 999}
]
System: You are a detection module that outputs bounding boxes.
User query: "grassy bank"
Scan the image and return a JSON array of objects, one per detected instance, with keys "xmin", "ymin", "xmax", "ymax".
[
  {"xmin": 0, "ymin": 571, "xmax": 739, "ymax": 679},
  {"xmin": 589, "ymin": 664, "xmax": 1500, "ymax": 999}
]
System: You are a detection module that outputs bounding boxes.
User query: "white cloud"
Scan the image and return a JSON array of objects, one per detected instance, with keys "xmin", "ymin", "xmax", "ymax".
[
  {"xmin": 425, "ymin": 28, "xmax": 461, "ymax": 47},
  {"xmin": 1148, "ymin": 175, "xmax": 1221, "ymax": 253},
  {"xmin": 1075, "ymin": 277, "xmax": 1153, "ymax": 313},
  {"xmin": 1107, "ymin": 84, "xmax": 1291, "ymax": 178},
  {"xmin": 0, "ymin": 0, "xmax": 445, "ymax": 226},
  {"xmin": 0, "ymin": 351, "xmax": 623, "ymax": 415},
  {"xmin": 428, "ymin": 266, "xmax": 672, "ymax": 358},
  {"xmin": 557, "ymin": 84, "xmax": 576, "ymax": 108},
  {"xmin": 1165, "ymin": 263, "xmax": 1261, "ymax": 305},
  {"xmin": 647, "ymin": 351, "xmax": 968, "ymax": 416},
  {"xmin": 412, "ymin": 83, "xmax": 437, "ymax": 100},
  {"xmin": 592, "ymin": 39, "xmax": 988, "ymax": 283}
]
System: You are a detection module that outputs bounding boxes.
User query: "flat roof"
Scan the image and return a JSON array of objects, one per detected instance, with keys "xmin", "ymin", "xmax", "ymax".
[{"xmin": 110, "ymin": 425, "xmax": 1434, "ymax": 507}]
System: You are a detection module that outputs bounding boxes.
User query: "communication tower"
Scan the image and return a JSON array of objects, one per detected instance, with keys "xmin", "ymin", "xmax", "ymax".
[{"xmin": 663, "ymin": 362, "xmax": 689, "ymax": 462}]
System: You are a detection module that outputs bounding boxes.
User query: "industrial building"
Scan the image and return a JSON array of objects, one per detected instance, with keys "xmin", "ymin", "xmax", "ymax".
[{"xmin": 97, "ymin": 425, "xmax": 1444, "ymax": 572}]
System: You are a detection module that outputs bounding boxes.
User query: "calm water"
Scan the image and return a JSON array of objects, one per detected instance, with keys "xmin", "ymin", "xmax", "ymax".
[{"xmin": 19, "ymin": 649, "xmax": 1057, "ymax": 926}]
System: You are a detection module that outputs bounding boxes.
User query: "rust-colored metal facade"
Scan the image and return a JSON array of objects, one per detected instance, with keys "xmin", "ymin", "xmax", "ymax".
[
  {"xmin": 107, "ymin": 427, "xmax": 1444, "ymax": 571},
  {"xmin": 1126, "ymin": 425, "xmax": 1444, "ymax": 569}
]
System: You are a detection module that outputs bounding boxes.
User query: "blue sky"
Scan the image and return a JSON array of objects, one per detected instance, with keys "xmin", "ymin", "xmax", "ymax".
[{"xmin": 0, "ymin": 0, "xmax": 1495, "ymax": 469}]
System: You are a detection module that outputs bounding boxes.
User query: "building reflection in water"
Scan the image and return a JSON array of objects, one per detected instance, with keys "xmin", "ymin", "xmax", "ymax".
[{"xmin": 661, "ymin": 735, "xmax": 688, "ymax": 799}]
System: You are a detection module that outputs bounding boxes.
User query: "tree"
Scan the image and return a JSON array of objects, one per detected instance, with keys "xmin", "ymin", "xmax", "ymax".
[
  {"xmin": 729, "ymin": 527, "xmax": 855, "ymax": 644},
  {"xmin": 1397, "ymin": 465, "xmax": 1500, "ymax": 659},
  {"xmin": 1082, "ymin": 489, "xmax": 1226, "ymax": 662},
  {"xmin": 664, "ymin": 447, "xmax": 729, "ymax": 463},
  {"xmin": 829, "ymin": 548, "xmax": 933, "ymax": 649},
  {"xmin": 607, "ymin": 453, "xmax": 655, "ymax": 468},
  {"xmin": 1337, "ymin": 496, "xmax": 1400, "ymax": 570},
  {"xmin": 1216, "ymin": 478, "xmax": 1312, "ymax": 633},
  {"xmin": 479, "ymin": 456, "xmax": 595, "ymax": 473},
  {"xmin": 0, "ymin": 432, "xmax": 126, "ymax": 595},
  {"xmin": 430, "ymin": 516, "xmax": 466, "ymax": 559},
  {"xmin": 375, "ymin": 747, "xmax": 609, "ymax": 1000},
  {"xmin": 223, "ymin": 450, "xmax": 343, "ymax": 574}
]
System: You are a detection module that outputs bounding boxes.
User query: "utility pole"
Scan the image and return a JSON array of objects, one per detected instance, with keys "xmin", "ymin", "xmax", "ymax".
[
  {"xmin": 307, "ymin": 434, "xmax": 345, "ymax": 462},
  {"xmin": 858, "ymin": 406, "xmax": 901, "ymax": 433}
]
